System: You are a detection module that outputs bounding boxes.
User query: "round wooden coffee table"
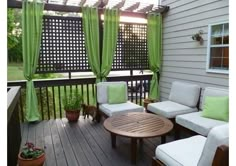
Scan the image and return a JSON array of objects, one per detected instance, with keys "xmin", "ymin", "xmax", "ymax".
[{"xmin": 103, "ymin": 112, "xmax": 173, "ymax": 164}]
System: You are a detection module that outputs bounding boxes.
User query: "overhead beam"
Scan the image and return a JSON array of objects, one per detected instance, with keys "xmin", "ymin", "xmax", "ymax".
[
  {"xmin": 137, "ymin": 4, "xmax": 153, "ymax": 13},
  {"xmin": 8, "ymin": 0, "xmax": 169, "ymax": 17},
  {"xmin": 98, "ymin": 0, "xmax": 109, "ymax": 8},
  {"xmin": 63, "ymin": 0, "xmax": 68, "ymax": 5},
  {"xmin": 78, "ymin": 0, "xmax": 86, "ymax": 6},
  {"xmin": 151, "ymin": 5, "xmax": 169, "ymax": 14},
  {"xmin": 124, "ymin": 2, "xmax": 140, "ymax": 12},
  {"xmin": 112, "ymin": 0, "xmax": 125, "ymax": 9},
  {"xmin": 92, "ymin": 0, "xmax": 102, "ymax": 7}
]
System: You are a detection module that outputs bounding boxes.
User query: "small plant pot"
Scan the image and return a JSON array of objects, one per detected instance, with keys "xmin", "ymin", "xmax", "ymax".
[
  {"xmin": 18, "ymin": 151, "xmax": 45, "ymax": 166},
  {"xmin": 65, "ymin": 110, "xmax": 80, "ymax": 122}
]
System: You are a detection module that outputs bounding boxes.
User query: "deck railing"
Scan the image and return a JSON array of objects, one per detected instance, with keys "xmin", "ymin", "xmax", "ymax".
[
  {"xmin": 7, "ymin": 74, "xmax": 152, "ymax": 122},
  {"xmin": 8, "ymin": 86, "xmax": 22, "ymax": 166}
]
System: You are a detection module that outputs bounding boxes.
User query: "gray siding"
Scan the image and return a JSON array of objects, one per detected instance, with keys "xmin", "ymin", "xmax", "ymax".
[{"xmin": 160, "ymin": 0, "xmax": 229, "ymax": 101}]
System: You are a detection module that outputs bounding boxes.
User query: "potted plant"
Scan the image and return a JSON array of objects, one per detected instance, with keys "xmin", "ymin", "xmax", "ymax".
[
  {"xmin": 63, "ymin": 91, "xmax": 83, "ymax": 122},
  {"xmin": 18, "ymin": 142, "xmax": 45, "ymax": 166}
]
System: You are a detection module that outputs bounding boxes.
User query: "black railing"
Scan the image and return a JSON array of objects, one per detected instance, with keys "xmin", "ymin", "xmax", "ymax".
[
  {"xmin": 8, "ymin": 86, "xmax": 21, "ymax": 166},
  {"xmin": 8, "ymin": 75, "xmax": 152, "ymax": 122}
]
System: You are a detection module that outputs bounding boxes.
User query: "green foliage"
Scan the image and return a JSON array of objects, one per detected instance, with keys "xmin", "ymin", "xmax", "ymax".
[
  {"xmin": 20, "ymin": 142, "xmax": 44, "ymax": 159},
  {"xmin": 8, "ymin": 9, "xmax": 23, "ymax": 62},
  {"xmin": 63, "ymin": 91, "xmax": 83, "ymax": 111},
  {"xmin": 20, "ymin": 88, "xmax": 54, "ymax": 120},
  {"xmin": 33, "ymin": 73, "xmax": 61, "ymax": 79}
]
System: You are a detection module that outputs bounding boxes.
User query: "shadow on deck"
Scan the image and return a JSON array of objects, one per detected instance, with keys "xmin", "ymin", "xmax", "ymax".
[{"xmin": 21, "ymin": 117, "xmax": 175, "ymax": 166}]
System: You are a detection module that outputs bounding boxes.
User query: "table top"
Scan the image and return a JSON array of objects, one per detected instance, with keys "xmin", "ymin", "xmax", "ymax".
[{"xmin": 103, "ymin": 112, "xmax": 173, "ymax": 138}]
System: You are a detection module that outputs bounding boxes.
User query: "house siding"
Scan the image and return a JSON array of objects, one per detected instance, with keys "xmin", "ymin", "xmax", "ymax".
[{"xmin": 160, "ymin": 0, "xmax": 229, "ymax": 101}]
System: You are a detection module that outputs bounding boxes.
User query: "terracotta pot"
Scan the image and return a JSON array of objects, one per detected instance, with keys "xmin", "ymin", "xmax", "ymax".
[
  {"xmin": 18, "ymin": 151, "xmax": 45, "ymax": 166},
  {"xmin": 65, "ymin": 110, "xmax": 80, "ymax": 122}
]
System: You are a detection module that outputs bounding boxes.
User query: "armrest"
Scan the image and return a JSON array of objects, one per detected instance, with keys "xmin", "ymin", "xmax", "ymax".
[{"xmin": 212, "ymin": 145, "xmax": 229, "ymax": 166}]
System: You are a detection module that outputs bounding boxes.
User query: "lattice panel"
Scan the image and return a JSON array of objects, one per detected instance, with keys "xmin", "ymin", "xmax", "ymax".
[
  {"xmin": 113, "ymin": 23, "xmax": 149, "ymax": 70},
  {"xmin": 37, "ymin": 15, "xmax": 89, "ymax": 73},
  {"xmin": 37, "ymin": 15, "xmax": 149, "ymax": 73}
]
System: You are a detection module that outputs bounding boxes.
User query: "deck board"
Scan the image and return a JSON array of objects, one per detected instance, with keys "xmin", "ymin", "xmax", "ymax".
[{"xmin": 21, "ymin": 117, "xmax": 174, "ymax": 166}]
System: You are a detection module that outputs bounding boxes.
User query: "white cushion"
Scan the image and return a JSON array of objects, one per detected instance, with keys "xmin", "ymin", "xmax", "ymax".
[
  {"xmin": 197, "ymin": 124, "xmax": 229, "ymax": 166},
  {"xmin": 200, "ymin": 87, "xmax": 229, "ymax": 110},
  {"xmin": 97, "ymin": 81, "xmax": 128, "ymax": 104},
  {"xmin": 156, "ymin": 135, "xmax": 206, "ymax": 166},
  {"xmin": 176, "ymin": 112, "xmax": 227, "ymax": 136},
  {"xmin": 169, "ymin": 81, "xmax": 200, "ymax": 107},
  {"xmin": 99, "ymin": 101, "xmax": 144, "ymax": 117},
  {"xmin": 147, "ymin": 101, "xmax": 198, "ymax": 118}
]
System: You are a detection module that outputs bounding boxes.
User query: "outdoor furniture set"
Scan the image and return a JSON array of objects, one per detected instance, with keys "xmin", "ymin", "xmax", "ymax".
[{"xmin": 96, "ymin": 81, "xmax": 229, "ymax": 165}]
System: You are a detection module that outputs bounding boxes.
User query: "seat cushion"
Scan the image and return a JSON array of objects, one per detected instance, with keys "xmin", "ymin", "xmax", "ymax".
[
  {"xmin": 176, "ymin": 112, "xmax": 227, "ymax": 136},
  {"xmin": 197, "ymin": 124, "xmax": 229, "ymax": 166},
  {"xmin": 169, "ymin": 81, "xmax": 200, "ymax": 107},
  {"xmin": 99, "ymin": 101, "xmax": 144, "ymax": 117},
  {"xmin": 156, "ymin": 135, "xmax": 206, "ymax": 166},
  {"xmin": 147, "ymin": 101, "xmax": 198, "ymax": 118}
]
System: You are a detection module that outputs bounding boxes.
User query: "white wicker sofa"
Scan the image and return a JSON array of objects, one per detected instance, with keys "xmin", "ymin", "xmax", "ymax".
[
  {"xmin": 175, "ymin": 87, "xmax": 228, "ymax": 137},
  {"xmin": 152, "ymin": 124, "xmax": 229, "ymax": 166}
]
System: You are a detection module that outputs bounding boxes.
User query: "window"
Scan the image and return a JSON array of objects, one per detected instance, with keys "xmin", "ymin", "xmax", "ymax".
[{"xmin": 207, "ymin": 22, "xmax": 229, "ymax": 74}]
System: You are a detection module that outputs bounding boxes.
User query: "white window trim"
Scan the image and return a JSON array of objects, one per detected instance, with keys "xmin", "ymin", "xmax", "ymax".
[{"xmin": 206, "ymin": 21, "xmax": 229, "ymax": 74}]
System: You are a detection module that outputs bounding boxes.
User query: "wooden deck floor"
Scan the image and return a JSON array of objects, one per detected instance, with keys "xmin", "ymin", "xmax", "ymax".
[{"xmin": 21, "ymin": 117, "xmax": 175, "ymax": 166}]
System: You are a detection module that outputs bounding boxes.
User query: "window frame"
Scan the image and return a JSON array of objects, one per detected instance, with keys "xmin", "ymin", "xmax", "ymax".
[{"xmin": 206, "ymin": 21, "xmax": 229, "ymax": 74}]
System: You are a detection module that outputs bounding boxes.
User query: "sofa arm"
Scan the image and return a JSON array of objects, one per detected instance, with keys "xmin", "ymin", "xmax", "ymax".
[{"xmin": 212, "ymin": 145, "xmax": 229, "ymax": 166}]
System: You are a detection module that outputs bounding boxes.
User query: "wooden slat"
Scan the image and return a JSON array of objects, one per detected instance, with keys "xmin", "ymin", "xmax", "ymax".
[
  {"xmin": 79, "ymin": 119, "xmax": 111, "ymax": 166},
  {"xmin": 55, "ymin": 119, "xmax": 79, "ymax": 166},
  {"xmin": 50, "ymin": 120, "xmax": 67, "ymax": 166},
  {"xmin": 73, "ymin": 121, "xmax": 100, "ymax": 166},
  {"xmin": 61, "ymin": 118, "xmax": 90, "ymax": 166},
  {"xmin": 21, "ymin": 118, "xmax": 177, "ymax": 166},
  {"xmin": 85, "ymin": 119, "xmax": 130, "ymax": 166},
  {"xmin": 44, "ymin": 120, "xmax": 57, "ymax": 166}
]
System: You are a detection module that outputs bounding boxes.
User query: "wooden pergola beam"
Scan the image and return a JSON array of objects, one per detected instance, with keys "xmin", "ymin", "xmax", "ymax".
[
  {"xmin": 8, "ymin": 0, "xmax": 169, "ymax": 17},
  {"xmin": 79, "ymin": 0, "xmax": 86, "ymax": 6},
  {"xmin": 98, "ymin": 0, "xmax": 109, "ymax": 8},
  {"xmin": 112, "ymin": 0, "xmax": 125, "ymax": 9},
  {"xmin": 124, "ymin": 2, "xmax": 140, "ymax": 12},
  {"xmin": 137, "ymin": 4, "xmax": 154, "ymax": 13},
  {"xmin": 63, "ymin": 0, "xmax": 68, "ymax": 5}
]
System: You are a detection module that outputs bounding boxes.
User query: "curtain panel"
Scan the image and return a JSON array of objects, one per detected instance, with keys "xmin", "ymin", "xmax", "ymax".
[
  {"xmin": 147, "ymin": 14, "xmax": 162, "ymax": 100},
  {"xmin": 22, "ymin": 0, "xmax": 44, "ymax": 121}
]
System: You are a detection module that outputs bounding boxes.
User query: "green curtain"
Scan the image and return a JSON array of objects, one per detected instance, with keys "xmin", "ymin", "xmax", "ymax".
[
  {"xmin": 147, "ymin": 14, "xmax": 162, "ymax": 100},
  {"xmin": 82, "ymin": 7, "xmax": 101, "ymax": 83},
  {"xmin": 100, "ymin": 9, "xmax": 119, "ymax": 81},
  {"xmin": 22, "ymin": 0, "xmax": 44, "ymax": 122}
]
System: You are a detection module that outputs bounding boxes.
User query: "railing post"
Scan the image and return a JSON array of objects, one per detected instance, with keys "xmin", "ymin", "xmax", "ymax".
[{"xmin": 7, "ymin": 86, "xmax": 21, "ymax": 166}]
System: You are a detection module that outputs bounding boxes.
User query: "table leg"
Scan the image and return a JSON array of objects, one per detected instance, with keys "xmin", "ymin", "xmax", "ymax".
[
  {"xmin": 131, "ymin": 138, "xmax": 137, "ymax": 164},
  {"xmin": 161, "ymin": 135, "xmax": 166, "ymax": 144},
  {"xmin": 111, "ymin": 133, "xmax": 116, "ymax": 148}
]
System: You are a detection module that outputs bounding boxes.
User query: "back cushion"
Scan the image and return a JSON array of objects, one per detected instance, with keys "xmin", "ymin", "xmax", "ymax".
[
  {"xmin": 97, "ymin": 81, "xmax": 128, "ymax": 104},
  {"xmin": 200, "ymin": 87, "xmax": 229, "ymax": 110},
  {"xmin": 197, "ymin": 124, "xmax": 229, "ymax": 166},
  {"xmin": 169, "ymin": 81, "xmax": 200, "ymax": 107}
]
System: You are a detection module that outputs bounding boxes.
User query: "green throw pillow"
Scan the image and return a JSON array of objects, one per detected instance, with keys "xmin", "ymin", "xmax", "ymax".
[
  {"xmin": 201, "ymin": 96, "xmax": 229, "ymax": 122},
  {"xmin": 108, "ymin": 84, "xmax": 126, "ymax": 104}
]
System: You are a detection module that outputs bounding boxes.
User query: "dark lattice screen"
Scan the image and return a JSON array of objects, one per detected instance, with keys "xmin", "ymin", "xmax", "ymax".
[
  {"xmin": 113, "ymin": 23, "xmax": 149, "ymax": 70},
  {"xmin": 37, "ymin": 15, "xmax": 148, "ymax": 73},
  {"xmin": 37, "ymin": 15, "xmax": 89, "ymax": 73}
]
